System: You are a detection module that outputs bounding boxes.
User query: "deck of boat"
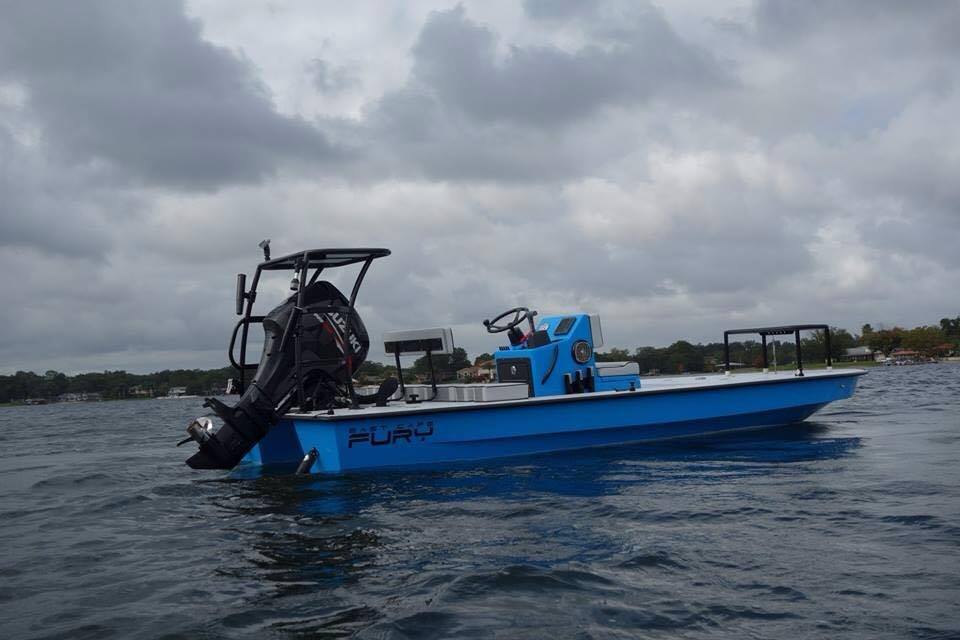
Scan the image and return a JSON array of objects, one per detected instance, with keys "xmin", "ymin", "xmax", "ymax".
[{"xmin": 286, "ymin": 368, "xmax": 866, "ymax": 421}]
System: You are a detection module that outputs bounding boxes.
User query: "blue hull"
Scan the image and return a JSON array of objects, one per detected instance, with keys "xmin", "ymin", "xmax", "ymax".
[{"xmin": 243, "ymin": 372, "xmax": 862, "ymax": 474}]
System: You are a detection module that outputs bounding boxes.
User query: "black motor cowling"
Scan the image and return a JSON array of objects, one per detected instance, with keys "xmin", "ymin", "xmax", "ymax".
[{"xmin": 185, "ymin": 280, "xmax": 369, "ymax": 470}]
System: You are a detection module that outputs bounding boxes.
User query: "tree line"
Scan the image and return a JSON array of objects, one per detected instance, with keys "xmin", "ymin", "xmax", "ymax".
[
  {"xmin": 2, "ymin": 317, "xmax": 956, "ymax": 404},
  {"xmin": 354, "ymin": 348, "xmax": 472, "ymax": 385},
  {"xmin": 0, "ymin": 352, "xmax": 475, "ymax": 404},
  {"xmin": 597, "ymin": 316, "xmax": 959, "ymax": 374},
  {"xmin": 0, "ymin": 367, "xmax": 235, "ymax": 404}
]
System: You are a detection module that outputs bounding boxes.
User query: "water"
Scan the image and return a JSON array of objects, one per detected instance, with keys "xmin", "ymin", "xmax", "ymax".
[{"xmin": 1, "ymin": 365, "xmax": 959, "ymax": 639}]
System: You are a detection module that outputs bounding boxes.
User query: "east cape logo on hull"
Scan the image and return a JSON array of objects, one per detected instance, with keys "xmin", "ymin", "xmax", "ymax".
[{"xmin": 347, "ymin": 421, "xmax": 435, "ymax": 448}]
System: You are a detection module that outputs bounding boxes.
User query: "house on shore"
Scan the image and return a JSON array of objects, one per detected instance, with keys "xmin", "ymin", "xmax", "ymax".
[
  {"xmin": 888, "ymin": 348, "xmax": 920, "ymax": 364},
  {"xmin": 456, "ymin": 361, "xmax": 495, "ymax": 382},
  {"xmin": 58, "ymin": 392, "xmax": 103, "ymax": 402},
  {"xmin": 840, "ymin": 346, "xmax": 877, "ymax": 362},
  {"xmin": 932, "ymin": 343, "xmax": 956, "ymax": 357}
]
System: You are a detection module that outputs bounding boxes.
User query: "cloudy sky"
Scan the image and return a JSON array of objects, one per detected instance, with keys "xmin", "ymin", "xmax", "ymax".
[{"xmin": 1, "ymin": 0, "xmax": 958, "ymax": 374}]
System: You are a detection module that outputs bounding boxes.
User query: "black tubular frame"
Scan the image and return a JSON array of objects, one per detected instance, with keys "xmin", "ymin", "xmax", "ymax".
[
  {"xmin": 388, "ymin": 346, "xmax": 439, "ymax": 403},
  {"xmin": 232, "ymin": 248, "xmax": 390, "ymax": 408},
  {"xmin": 723, "ymin": 324, "xmax": 832, "ymax": 377}
]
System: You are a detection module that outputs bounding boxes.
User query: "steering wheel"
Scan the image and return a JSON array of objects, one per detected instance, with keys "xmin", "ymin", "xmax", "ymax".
[{"xmin": 483, "ymin": 307, "xmax": 536, "ymax": 334}]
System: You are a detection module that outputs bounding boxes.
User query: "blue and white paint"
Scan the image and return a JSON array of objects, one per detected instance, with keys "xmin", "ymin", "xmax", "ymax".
[{"xmin": 243, "ymin": 368, "xmax": 863, "ymax": 474}]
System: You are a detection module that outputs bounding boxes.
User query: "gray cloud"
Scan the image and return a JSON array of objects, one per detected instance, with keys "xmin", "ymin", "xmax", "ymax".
[
  {"xmin": 0, "ymin": 122, "xmax": 131, "ymax": 259},
  {"xmin": 709, "ymin": 0, "xmax": 960, "ymax": 141},
  {"xmin": 408, "ymin": 5, "xmax": 729, "ymax": 127},
  {"xmin": 328, "ymin": 3, "xmax": 731, "ymax": 183},
  {"xmin": 308, "ymin": 58, "xmax": 356, "ymax": 95},
  {"xmin": 523, "ymin": 0, "xmax": 601, "ymax": 22},
  {"xmin": 0, "ymin": 0, "xmax": 958, "ymax": 373},
  {"xmin": 0, "ymin": 0, "xmax": 337, "ymax": 190},
  {"xmin": 753, "ymin": 0, "xmax": 960, "ymax": 52}
]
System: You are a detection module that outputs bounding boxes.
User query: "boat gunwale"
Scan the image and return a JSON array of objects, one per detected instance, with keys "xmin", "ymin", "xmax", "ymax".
[{"xmin": 286, "ymin": 369, "xmax": 866, "ymax": 422}]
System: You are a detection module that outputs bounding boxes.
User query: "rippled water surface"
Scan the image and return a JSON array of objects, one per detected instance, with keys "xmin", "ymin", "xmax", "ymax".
[{"xmin": 1, "ymin": 365, "xmax": 959, "ymax": 639}]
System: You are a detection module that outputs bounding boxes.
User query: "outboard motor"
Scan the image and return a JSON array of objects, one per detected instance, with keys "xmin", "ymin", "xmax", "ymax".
[{"xmin": 185, "ymin": 280, "xmax": 369, "ymax": 470}]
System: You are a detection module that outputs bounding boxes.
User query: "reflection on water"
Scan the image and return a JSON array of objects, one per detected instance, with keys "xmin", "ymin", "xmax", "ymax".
[
  {"xmin": 1, "ymin": 365, "xmax": 958, "ymax": 639},
  {"xmin": 211, "ymin": 420, "xmax": 867, "ymax": 620},
  {"xmin": 240, "ymin": 420, "xmax": 863, "ymax": 512}
]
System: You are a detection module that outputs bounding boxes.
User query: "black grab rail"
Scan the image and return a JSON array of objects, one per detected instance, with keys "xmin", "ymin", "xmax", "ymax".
[
  {"xmin": 229, "ymin": 316, "xmax": 265, "ymax": 372},
  {"xmin": 723, "ymin": 324, "xmax": 832, "ymax": 377}
]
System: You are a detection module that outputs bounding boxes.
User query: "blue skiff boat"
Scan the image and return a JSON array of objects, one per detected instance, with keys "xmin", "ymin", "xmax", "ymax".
[{"xmin": 179, "ymin": 243, "xmax": 864, "ymax": 474}]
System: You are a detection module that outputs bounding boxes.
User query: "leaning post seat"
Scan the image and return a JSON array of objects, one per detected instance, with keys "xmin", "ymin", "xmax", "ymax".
[{"xmin": 383, "ymin": 327, "xmax": 455, "ymax": 402}]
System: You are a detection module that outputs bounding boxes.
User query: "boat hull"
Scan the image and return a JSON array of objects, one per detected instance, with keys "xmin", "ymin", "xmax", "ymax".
[{"xmin": 242, "ymin": 371, "xmax": 862, "ymax": 474}]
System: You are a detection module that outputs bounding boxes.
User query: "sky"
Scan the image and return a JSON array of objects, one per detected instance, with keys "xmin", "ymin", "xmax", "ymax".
[{"xmin": 1, "ymin": 0, "xmax": 958, "ymax": 374}]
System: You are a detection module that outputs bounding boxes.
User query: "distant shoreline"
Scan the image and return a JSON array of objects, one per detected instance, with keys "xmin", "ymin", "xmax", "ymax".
[{"xmin": 6, "ymin": 359, "xmax": 960, "ymax": 409}]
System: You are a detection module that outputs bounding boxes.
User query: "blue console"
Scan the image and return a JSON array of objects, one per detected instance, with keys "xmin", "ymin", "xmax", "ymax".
[{"xmin": 492, "ymin": 314, "xmax": 640, "ymax": 396}]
